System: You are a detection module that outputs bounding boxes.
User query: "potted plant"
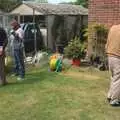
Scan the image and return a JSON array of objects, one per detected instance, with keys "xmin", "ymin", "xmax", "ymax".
[{"xmin": 64, "ymin": 37, "xmax": 85, "ymax": 66}]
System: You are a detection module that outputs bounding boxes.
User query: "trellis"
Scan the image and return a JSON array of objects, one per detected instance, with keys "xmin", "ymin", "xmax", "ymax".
[{"xmin": 92, "ymin": 24, "xmax": 108, "ymax": 60}]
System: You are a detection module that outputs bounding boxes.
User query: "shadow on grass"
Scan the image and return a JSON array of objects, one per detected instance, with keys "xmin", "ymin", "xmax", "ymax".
[{"xmin": 5, "ymin": 70, "xmax": 58, "ymax": 87}]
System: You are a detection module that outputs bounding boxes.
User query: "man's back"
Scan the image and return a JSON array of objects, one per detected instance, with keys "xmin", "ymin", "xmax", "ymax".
[{"xmin": 106, "ymin": 24, "xmax": 120, "ymax": 57}]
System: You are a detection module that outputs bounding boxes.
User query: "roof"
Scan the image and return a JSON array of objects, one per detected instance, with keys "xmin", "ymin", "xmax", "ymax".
[
  {"xmin": 10, "ymin": 2, "xmax": 88, "ymax": 15},
  {"xmin": 10, "ymin": 4, "xmax": 43, "ymax": 15}
]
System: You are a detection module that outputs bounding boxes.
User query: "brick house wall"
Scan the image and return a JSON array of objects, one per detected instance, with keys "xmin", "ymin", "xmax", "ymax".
[
  {"xmin": 89, "ymin": 0, "xmax": 120, "ymax": 27},
  {"xmin": 88, "ymin": 0, "xmax": 120, "ymax": 58}
]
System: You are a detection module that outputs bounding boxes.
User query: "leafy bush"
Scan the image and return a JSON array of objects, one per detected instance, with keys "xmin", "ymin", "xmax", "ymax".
[{"xmin": 64, "ymin": 37, "xmax": 85, "ymax": 59}]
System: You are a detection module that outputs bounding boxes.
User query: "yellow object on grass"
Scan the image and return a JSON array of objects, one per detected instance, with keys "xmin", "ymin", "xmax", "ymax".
[
  {"xmin": 5, "ymin": 56, "xmax": 14, "ymax": 73},
  {"xmin": 50, "ymin": 58, "xmax": 57, "ymax": 70},
  {"xmin": 5, "ymin": 56, "xmax": 13, "ymax": 66},
  {"xmin": 49, "ymin": 53, "xmax": 60, "ymax": 70},
  {"xmin": 49, "ymin": 53, "xmax": 63, "ymax": 71},
  {"xmin": 50, "ymin": 53, "xmax": 59, "ymax": 60}
]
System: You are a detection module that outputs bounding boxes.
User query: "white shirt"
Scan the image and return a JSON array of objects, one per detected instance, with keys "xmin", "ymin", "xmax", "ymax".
[
  {"xmin": 15, "ymin": 28, "xmax": 24, "ymax": 40},
  {"xmin": 12, "ymin": 27, "xmax": 24, "ymax": 49}
]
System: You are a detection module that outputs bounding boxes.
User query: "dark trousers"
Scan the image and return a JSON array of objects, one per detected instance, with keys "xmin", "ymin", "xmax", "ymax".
[
  {"xmin": 0, "ymin": 54, "xmax": 7, "ymax": 85},
  {"xmin": 14, "ymin": 48, "xmax": 25, "ymax": 78}
]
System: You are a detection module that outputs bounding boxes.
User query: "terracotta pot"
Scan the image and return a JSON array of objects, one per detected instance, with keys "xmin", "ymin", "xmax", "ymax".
[{"xmin": 72, "ymin": 59, "xmax": 81, "ymax": 66}]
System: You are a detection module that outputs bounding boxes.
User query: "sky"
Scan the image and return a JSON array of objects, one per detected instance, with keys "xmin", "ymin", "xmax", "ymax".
[{"xmin": 48, "ymin": 0, "xmax": 76, "ymax": 4}]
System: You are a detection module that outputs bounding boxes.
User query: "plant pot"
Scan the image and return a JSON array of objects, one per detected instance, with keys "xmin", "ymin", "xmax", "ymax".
[{"xmin": 72, "ymin": 59, "xmax": 81, "ymax": 66}]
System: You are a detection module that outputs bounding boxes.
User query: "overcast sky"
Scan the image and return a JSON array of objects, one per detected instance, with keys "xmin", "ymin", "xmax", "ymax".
[{"xmin": 48, "ymin": 0, "xmax": 76, "ymax": 3}]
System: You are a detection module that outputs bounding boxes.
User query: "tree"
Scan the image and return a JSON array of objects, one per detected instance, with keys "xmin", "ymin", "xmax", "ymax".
[
  {"xmin": 24, "ymin": 0, "xmax": 48, "ymax": 3},
  {"xmin": 35, "ymin": 0, "xmax": 47, "ymax": 3},
  {"xmin": 0, "ymin": 0, "xmax": 22, "ymax": 12},
  {"xmin": 75, "ymin": 0, "xmax": 88, "ymax": 8}
]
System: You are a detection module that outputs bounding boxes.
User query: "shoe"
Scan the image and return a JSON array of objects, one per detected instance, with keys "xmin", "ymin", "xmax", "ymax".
[
  {"xmin": 17, "ymin": 77, "xmax": 24, "ymax": 81},
  {"xmin": 11, "ymin": 74, "xmax": 15, "ymax": 77},
  {"xmin": 110, "ymin": 99, "xmax": 120, "ymax": 107},
  {"xmin": 11, "ymin": 73, "xmax": 19, "ymax": 77}
]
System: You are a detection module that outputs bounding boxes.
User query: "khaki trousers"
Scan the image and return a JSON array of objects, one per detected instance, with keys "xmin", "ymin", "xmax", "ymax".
[{"xmin": 108, "ymin": 56, "xmax": 120, "ymax": 100}]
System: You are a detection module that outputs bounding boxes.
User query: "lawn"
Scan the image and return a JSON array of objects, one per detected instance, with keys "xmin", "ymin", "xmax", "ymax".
[{"xmin": 0, "ymin": 65, "xmax": 120, "ymax": 120}]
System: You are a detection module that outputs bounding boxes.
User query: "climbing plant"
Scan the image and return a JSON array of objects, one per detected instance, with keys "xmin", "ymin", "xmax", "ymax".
[{"xmin": 88, "ymin": 23, "xmax": 108, "ymax": 61}]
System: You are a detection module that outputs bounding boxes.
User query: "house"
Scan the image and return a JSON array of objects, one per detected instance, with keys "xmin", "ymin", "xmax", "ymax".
[
  {"xmin": 10, "ymin": 2, "xmax": 88, "ymax": 52},
  {"xmin": 89, "ymin": 0, "xmax": 120, "ymax": 27},
  {"xmin": 0, "ymin": 10, "xmax": 14, "ymax": 33},
  {"xmin": 88, "ymin": 0, "xmax": 120, "ymax": 58}
]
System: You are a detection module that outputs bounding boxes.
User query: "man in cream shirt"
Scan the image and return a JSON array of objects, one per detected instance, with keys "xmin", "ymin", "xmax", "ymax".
[{"xmin": 106, "ymin": 24, "xmax": 120, "ymax": 106}]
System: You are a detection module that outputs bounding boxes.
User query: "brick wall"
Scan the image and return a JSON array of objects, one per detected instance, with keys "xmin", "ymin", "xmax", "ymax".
[
  {"xmin": 88, "ymin": 0, "xmax": 120, "ymax": 58},
  {"xmin": 89, "ymin": 0, "xmax": 120, "ymax": 27}
]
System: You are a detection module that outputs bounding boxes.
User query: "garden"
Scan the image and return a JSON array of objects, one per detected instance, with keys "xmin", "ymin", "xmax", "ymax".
[
  {"xmin": 1, "ymin": 64, "xmax": 120, "ymax": 120},
  {"xmin": 1, "ymin": 23, "xmax": 120, "ymax": 120},
  {"xmin": 1, "ymin": 0, "xmax": 120, "ymax": 120}
]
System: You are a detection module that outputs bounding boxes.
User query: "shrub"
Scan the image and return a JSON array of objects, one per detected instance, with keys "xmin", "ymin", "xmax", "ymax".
[{"xmin": 64, "ymin": 37, "xmax": 85, "ymax": 59}]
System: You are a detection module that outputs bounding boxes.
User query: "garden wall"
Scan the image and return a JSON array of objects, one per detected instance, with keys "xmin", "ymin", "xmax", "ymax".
[
  {"xmin": 88, "ymin": 0, "xmax": 120, "ymax": 58},
  {"xmin": 89, "ymin": 0, "xmax": 120, "ymax": 27}
]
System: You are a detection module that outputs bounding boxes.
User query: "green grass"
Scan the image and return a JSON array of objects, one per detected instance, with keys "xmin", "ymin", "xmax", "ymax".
[{"xmin": 0, "ymin": 66, "xmax": 120, "ymax": 120}]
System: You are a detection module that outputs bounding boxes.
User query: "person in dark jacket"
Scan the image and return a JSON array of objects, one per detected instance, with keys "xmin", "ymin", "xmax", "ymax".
[{"xmin": 0, "ymin": 27, "xmax": 8, "ymax": 85}]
